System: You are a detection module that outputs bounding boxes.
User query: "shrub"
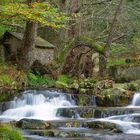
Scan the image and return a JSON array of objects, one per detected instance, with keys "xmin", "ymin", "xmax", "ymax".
[
  {"xmin": 57, "ymin": 75, "xmax": 73, "ymax": 84},
  {"xmin": 27, "ymin": 72, "xmax": 55, "ymax": 88},
  {"xmin": 0, "ymin": 63, "xmax": 27, "ymax": 91},
  {"xmin": 0, "ymin": 123, "xmax": 24, "ymax": 140},
  {"xmin": 0, "ymin": 63, "xmax": 27, "ymax": 102}
]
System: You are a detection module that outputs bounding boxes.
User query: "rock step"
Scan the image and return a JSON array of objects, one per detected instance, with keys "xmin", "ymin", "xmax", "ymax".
[
  {"xmin": 21, "ymin": 120, "xmax": 123, "ymax": 138},
  {"xmin": 23, "ymin": 128, "xmax": 93, "ymax": 138},
  {"xmin": 56, "ymin": 106, "xmax": 140, "ymax": 118}
]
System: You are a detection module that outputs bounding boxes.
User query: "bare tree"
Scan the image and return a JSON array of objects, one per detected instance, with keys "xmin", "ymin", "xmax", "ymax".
[{"xmin": 99, "ymin": 0, "xmax": 124, "ymax": 77}]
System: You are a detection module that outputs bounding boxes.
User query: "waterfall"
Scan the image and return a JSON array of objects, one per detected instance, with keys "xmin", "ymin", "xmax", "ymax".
[
  {"xmin": 99, "ymin": 92, "xmax": 140, "ymax": 135},
  {"xmin": 0, "ymin": 90, "xmax": 76, "ymax": 121},
  {"xmin": 131, "ymin": 92, "xmax": 140, "ymax": 106},
  {"xmin": 1, "ymin": 90, "xmax": 140, "ymax": 136}
]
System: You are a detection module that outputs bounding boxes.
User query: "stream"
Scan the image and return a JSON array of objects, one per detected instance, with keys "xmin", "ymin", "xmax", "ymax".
[{"xmin": 0, "ymin": 89, "xmax": 140, "ymax": 140}]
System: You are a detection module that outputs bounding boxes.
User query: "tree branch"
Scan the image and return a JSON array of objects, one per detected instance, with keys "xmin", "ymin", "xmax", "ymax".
[
  {"xmin": 112, "ymin": 33, "xmax": 127, "ymax": 42},
  {"xmin": 105, "ymin": 0, "xmax": 123, "ymax": 53},
  {"xmin": 68, "ymin": 36, "xmax": 104, "ymax": 54},
  {"xmin": 0, "ymin": 22, "xmax": 24, "ymax": 29},
  {"xmin": 84, "ymin": 0, "xmax": 112, "ymax": 6}
]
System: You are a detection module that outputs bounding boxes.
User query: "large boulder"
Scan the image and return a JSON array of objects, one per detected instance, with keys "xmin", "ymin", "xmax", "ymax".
[
  {"xmin": 0, "ymin": 101, "xmax": 11, "ymax": 113},
  {"xmin": 16, "ymin": 119, "xmax": 51, "ymax": 129}
]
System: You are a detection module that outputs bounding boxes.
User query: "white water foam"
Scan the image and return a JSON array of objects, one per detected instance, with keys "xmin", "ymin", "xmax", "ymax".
[
  {"xmin": 1, "ymin": 90, "xmax": 140, "ymax": 135},
  {"xmin": 0, "ymin": 90, "xmax": 76, "ymax": 121},
  {"xmin": 131, "ymin": 92, "xmax": 140, "ymax": 106},
  {"xmin": 97, "ymin": 92, "xmax": 140, "ymax": 135}
]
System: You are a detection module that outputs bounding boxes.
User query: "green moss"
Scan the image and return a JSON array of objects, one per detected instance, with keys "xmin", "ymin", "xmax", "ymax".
[
  {"xmin": 0, "ymin": 75, "xmax": 13, "ymax": 85},
  {"xmin": 57, "ymin": 75, "xmax": 73, "ymax": 84},
  {"xmin": 127, "ymin": 81, "xmax": 140, "ymax": 91},
  {"xmin": 56, "ymin": 36, "xmax": 104, "ymax": 63},
  {"xmin": 55, "ymin": 39, "xmax": 76, "ymax": 63},
  {"xmin": 78, "ymin": 96, "xmax": 87, "ymax": 106},
  {"xmin": 107, "ymin": 58, "xmax": 126, "ymax": 68},
  {"xmin": 55, "ymin": 81, "xmax": 68, "ymax": 89},
  {"xmin": 80, "ymin": 36, "xmax": 104, "ymax": 54},
  {"xmin": 55, "ymin": 75, "xmax": 73, "ymax": 89},
  {"xmin": 0, "ymin": 123, "xmax": 24, "ymax": 140},
  {"xmin": 0, "ymin": 92, "xmax": 12, "ymax": 102}
]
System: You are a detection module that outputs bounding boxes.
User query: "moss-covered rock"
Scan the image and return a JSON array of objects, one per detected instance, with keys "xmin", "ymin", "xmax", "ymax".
[
  {"xmin": 70, "ymin": 79, "xmax": 113, "ymax": 94},
  {"xmin": 70, "ymin": 78, "xmax": 97, "ymax": 94},
  {"xmin": 96, "ymin": 87, "xmax": 133, "ymax": 106},
  {"xmin": 16, "ymin": 119, "xmax": 51, "ymax": 130},
  {"xmin": 83, "ymin": 121, "xmax": 122, "ymax": 133}
]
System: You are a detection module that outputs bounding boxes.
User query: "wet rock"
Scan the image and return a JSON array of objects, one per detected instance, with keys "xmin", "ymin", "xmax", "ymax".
[
  {"xmin": 132, "ymin": 116, "xmax": 140, "ymax": 123},
  {"xmin": 96, "ymin": 88, "xmax": 133, "ymax": 106},
  {"xmin": 33, "ymin": 130, "xmax": 82, "ymax": 137},
  {"xmin": 16, "ymin": 119, "xmax": 51, "ymax": 129},
  {"xmin": 0, "ymin": 101, "xmax": 11, "ymax": 113},
  {"xmin": 93, "ymin": 109, "xmax": 133, "ymax": 118},
  {"xmin": 56, "ymin": 107, "xmax": 94, "ymax": 119},
  {"xmin": 122, "ymin": 115, "xmax": 140, "ymax": 123},
  {"xmin": 84, "ymin": 121, "xmax": 122, "ymax": 133},
  {"xmin": 56, "ymin": 108, "xmax": 77, "ymax": 118}
]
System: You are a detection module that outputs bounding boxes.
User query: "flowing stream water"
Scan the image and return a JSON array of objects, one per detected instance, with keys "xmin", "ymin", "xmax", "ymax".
[
  {"xmin": 0, "ymin": 90, "xmax": 76, "ymax": 121},
  {"xmin": 1, "ymin": 90, "xmax": 140, "ymax": 140},
  {"xmin": 104, "ymin": 92, "xmax": 140, "ymax": 135}
]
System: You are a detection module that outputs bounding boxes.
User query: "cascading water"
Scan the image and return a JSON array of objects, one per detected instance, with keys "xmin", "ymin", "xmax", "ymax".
[
  {"xmin": 0, "ymin": 90, "xmax": 77, "ymax": 121},
  {"xmin": 1, "ymin": 89, "xmax": 140, "ymax": 138},
  {"xmin": 98, "ymin": 92, "xmax": 140, "ymax": 135},
  {"xmin": 131, "ymin": 92, "xmax": 140, "ymax": 106}
]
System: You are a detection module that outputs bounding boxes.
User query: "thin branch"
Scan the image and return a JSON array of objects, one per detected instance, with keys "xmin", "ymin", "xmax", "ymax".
[
  {"xmin": 105, "ymin": 0, "xmax": 123, "ymax": 50},
  {"xmin": 112, "ymin": 33, "xmax": 127, "ymax": 42},
  {"xmin": 84, "ymin": 0, "xmax": 112, "ymax": 6}
]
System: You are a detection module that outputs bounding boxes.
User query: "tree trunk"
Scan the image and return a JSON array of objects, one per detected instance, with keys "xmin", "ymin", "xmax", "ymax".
[
  {"xmin": 19, "ymin": 0, "xmax": 38, "ymax": 71},
  {"xmin": 99, "ymin": 0, "xmax": 124, "ymax": 77},
  {"xmin": 19, "ymin": 21, "xmax": 38, "ymax": 71},
  {"xmin": 99, "ymin": 55, "xmax": 107, "ymax": 78}
]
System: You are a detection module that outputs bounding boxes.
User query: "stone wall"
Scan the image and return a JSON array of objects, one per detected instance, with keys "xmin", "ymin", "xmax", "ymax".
[
  {"xmin": 1, "ymin": 36, "xmax": 54, "ymax": 65},
  {"xmin": 109, "ymin": 64, "xmax": 140, "ymax": 82},
  {"xmin": 9, "ymin": 36, "xmax": 22, "ymax": 55},
  {"xmin": 31, "ymin": 47, "xmax": 54, "ymax": 65}
]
